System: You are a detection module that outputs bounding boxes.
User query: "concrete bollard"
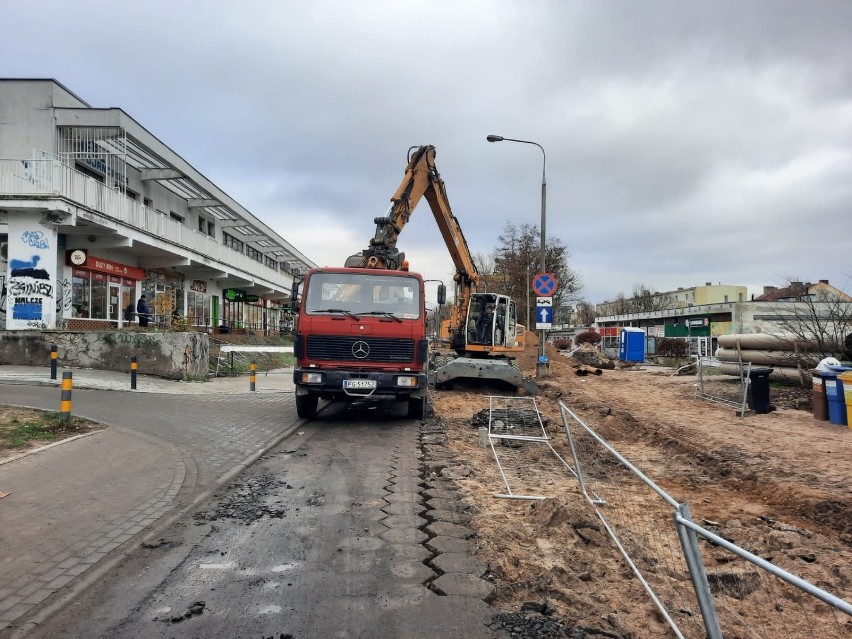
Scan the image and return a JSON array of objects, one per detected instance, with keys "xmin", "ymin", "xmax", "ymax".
[
  {"xmin": 250, "ymin": 361, "xmax": 256, "ymax": 392},
  {"xmin": 50, "ymin": 344, "xmax": 58, "ymax": 380},
  {"xmin": 60, "ymin": 371, "xmax": 73, "ymax": 422},
  {"xmin": 131, "ymin": 356, "xmax": 138, "ymax": 390}
]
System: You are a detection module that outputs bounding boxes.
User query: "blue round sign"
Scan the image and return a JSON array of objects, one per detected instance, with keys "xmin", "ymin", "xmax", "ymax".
[{"xmin": 538, "ymin": 354, "xmax": 549, "ymax": 364}]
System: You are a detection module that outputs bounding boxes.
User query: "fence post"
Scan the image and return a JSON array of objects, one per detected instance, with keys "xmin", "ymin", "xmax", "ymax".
[
  {"xmin": 50, "ymin": 344, "xmax": 58, "ymax": 380},
  {"xmin": 673, "ymin": 503, "xmax": 723, "ymax": 639},
  {"xmin": 130, "ymin": 356, "xmax": 137, "ymax": 390},
  {"xmin": 250, "ymin": 361, "xmax": 256, "ymax": 391},
  {"xmin": 59, "ymin": 371, "xmax": 73, "ymax": 422}
]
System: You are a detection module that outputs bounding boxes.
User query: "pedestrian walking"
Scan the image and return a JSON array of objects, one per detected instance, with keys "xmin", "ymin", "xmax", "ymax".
[{"xmin": 136, "ymin": 294, "xmax": 150, "ymax": 327}]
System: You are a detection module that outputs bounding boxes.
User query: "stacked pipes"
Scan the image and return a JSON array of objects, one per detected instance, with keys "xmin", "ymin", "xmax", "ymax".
[{"xmin": 715, "ymin": 334, "xmax": 816, "ymax": 381}]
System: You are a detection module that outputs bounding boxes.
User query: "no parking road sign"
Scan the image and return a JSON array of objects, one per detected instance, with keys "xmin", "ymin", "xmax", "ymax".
[{"xmin": 532, "ymin": 272, "xmax": 558, "ymax": 296}]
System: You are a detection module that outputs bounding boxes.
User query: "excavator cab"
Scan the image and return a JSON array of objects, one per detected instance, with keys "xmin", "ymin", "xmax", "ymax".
[{"xmin": 465, "ymin": 293, "xmax": 520, "ymax": 351}]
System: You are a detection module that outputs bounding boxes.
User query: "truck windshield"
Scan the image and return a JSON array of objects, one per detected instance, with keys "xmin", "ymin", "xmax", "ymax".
[{"xmin": 305, "ymin": 272, "xmax": 421, "ymax": 319}]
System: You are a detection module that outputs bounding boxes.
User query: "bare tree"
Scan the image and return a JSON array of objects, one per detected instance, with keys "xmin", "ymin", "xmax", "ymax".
[
  {"xmin": 767, "ymin": 283, "xmax": 852, "ymax": 364},
  {"xmin": 630, "ymin": 282, "xmax": 675, "ymax": 312},
  {"xmin": 575, "ymin": 300, "xmax": 597, "ymax": 326},
  {"xmin": 493, "ymin": 221, "xmax": 583, "ymax": 327}
]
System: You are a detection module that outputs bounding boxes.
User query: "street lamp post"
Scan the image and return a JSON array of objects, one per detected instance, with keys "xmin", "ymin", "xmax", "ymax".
[{"xmin": 487, "ymin": 134, "xmax": 549, "ymax": 378}]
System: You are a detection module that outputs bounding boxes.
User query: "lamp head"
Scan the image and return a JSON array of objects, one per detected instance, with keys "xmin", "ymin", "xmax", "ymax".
[{"xmin": 486, "ymin": 135, "xmax": 504, "ymax": 142}]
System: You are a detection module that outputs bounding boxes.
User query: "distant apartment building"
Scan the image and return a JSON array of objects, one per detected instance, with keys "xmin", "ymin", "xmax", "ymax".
[
  {"xmin": 596, "ymin": 283, "xmax": 747, "ymax": 317},
  {"xmin": 595, "ymin": 280, "xmax": 849, "ymax": 357},
  {"xmin": 0, "ymin": 79, "xmax": 315, "ymax": 333}
]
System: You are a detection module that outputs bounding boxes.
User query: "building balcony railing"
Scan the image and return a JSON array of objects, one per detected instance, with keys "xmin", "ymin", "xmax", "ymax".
[{"xmin": 0, "ymin": 158, "xmax": 289, "ymax": 289}]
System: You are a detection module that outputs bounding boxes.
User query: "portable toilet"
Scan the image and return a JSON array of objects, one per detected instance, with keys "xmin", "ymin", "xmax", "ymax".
[{"xmin": 619, "ymin": 327, "xmax": 646, "ymax": 363}]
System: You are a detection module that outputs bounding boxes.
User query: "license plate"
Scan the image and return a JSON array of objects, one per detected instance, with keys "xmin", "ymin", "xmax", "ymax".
[{"xmin": 343, "ymin": 379, "xmax": 377, "ymax": 390}]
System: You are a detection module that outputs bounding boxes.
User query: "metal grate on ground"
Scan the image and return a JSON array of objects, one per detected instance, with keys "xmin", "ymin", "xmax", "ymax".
[{"xmin": 486, "ymin": 396, "xmax": 577, "ymax": 500}]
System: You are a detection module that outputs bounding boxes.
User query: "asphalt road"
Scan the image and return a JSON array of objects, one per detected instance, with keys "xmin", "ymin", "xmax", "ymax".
[{"xmin": 5, "ymin": 389, "xmax": 494, "ymax": 638}]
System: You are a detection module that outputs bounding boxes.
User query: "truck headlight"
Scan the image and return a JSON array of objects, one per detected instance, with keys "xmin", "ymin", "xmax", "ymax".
[
  {"xmin": 396, "ymin": 376, "xmax": 418, "ymax": 387},
  {"xmin": 301, "ymin": 372, "xmax": 323, "ymax": 384}
]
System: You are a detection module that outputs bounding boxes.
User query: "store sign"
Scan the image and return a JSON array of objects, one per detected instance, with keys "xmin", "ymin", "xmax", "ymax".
[
  {"xmin": 686, "ymin": 318, "xmax": 709, "ymax": 328},
  {"xmin": 191, "ymin": 279, "xmax": 207, "ymax": 293},
  {"xmin": 223, "ymin": 288, "xmax": 247, "ymax": 302},
  {"xmin": 245, "ymin": 294, "xmax": 260, "ymax": 303},
  {"xmin": 67, "ymin": 251, "xmax": 144, "ymax": 280}
]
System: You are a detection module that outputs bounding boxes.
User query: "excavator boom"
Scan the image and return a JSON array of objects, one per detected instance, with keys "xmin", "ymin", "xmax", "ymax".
[{"xmin": 345, "ymin": 145, "xmax": 536, "ymax": 393}]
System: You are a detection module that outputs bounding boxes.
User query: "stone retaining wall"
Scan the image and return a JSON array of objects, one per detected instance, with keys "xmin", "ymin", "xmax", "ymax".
[{"xmin": 0, "ymin": 331, "xmax": 209, "ymax": 380}]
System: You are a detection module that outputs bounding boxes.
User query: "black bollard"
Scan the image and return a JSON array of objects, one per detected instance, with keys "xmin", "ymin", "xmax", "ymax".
[
  {"xmin": 50, "ymin": 344, "xmax": 58, "ymax": 380},
  {"xmin": 131, "ymin": 356, "xmax": 138, "ymax": 390}
]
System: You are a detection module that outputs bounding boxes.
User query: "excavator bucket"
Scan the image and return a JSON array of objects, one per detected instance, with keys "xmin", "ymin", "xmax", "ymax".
[{"xmin": 429, "ymin": 356, "xmax": 541, "ymax": 395}]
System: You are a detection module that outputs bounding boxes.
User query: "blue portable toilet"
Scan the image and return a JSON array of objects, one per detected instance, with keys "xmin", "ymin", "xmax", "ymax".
[{"xmin": 619, "ymin": 327, "xmax": 646, "ymax": 363}]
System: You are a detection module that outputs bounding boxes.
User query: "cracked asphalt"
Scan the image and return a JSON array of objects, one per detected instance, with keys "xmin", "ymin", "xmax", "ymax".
[{"xmin": 0, "ymin": 376, "xmax": 495, "ymax": 638}]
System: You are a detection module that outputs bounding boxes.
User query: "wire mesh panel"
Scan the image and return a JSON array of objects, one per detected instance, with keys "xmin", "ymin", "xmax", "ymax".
[
  {"xmin": 560, "ymin": 401, "xmax": 852, "ymax": 638},
  {"xmin": 705, "ymin": 552, "xmax": 850, "ymax": 637},
  {"xmin": 560, "ymin": 402, "xmax": 707, "ymax": 638},
  {"xmin": 695, "ymin": 357, "xmax": 751, "ymax": 415},
  {"xmin": 487, "ymin": 396, "xmax": 577, "ymax": 500}
]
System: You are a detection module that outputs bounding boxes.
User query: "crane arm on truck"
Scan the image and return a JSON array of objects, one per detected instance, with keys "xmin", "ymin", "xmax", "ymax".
[
  {"xmin": 343, "ymin": 145, "xmax": 537, "ymax": 394},
  {"xmin": 345, "ymin": 145, "xmax": 484, "ymax": 352},
  {"xmin": 345, "ymin": 145, "xmax": 478, "ymax": 285}
]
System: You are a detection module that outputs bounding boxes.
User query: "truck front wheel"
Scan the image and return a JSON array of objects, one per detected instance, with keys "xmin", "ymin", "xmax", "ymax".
[
  {"xmin": 407, "ymin": 396, "xmax": 425, "ymax": 420},
  {"xmin": 296, "ymin": 393, "xmax": 318, "ymax": 419}
]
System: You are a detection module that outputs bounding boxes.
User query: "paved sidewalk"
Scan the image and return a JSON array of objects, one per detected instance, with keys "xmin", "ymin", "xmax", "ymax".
[
  {"xmin": 0, "ymin": 366, "xmax": 301, "ymax": 633},
  {"xmin": 0, "ymin": 364, "xmax": 294, "ymax": 394}
]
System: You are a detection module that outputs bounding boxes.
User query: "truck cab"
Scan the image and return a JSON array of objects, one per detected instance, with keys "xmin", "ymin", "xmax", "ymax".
[{"xmin": 292, "ymin": 267, "xmax": 429, "ymax": 419}]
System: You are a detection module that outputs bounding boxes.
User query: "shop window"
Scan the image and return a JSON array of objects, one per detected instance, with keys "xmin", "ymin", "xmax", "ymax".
[
  {"xmin": 91, "ymin": 274, "xmax": 108, "ymax": 319},
  {"xmin": 72, "ymin": 271, "xmax": 90, "ymax": 318}
]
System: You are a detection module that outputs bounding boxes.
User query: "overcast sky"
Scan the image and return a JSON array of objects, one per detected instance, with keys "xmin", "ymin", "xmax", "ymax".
[{"xmin": 5, "ymin": 1, "xmax": 852, "ymax": 304}]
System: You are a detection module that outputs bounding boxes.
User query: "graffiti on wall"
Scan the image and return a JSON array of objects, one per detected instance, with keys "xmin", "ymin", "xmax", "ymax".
[
  {"xmin": 0, "ymin": 273, "xmax": 6, "ymax": 326},
  {"xmin": 56, "ymin": 277, "xmax": 72, "ymax": 315},
  {"xmin": 6, "ymin": 215, "xmax": 58, "ymax": 330}
]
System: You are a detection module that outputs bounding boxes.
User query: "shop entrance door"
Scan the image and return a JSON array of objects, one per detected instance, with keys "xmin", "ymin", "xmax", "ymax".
[{"xmin": 108, "ymin": 283, "xmax": 121, "ymax": 322}]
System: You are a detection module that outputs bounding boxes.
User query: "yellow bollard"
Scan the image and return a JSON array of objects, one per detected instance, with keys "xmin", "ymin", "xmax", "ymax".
[
  {"xmin": 250, "ymin": 361, "xmax": 256, "ymax": 392},
  {"xmin": 60, "ymin": 371, "xmax": 73, "ymax": 422}
]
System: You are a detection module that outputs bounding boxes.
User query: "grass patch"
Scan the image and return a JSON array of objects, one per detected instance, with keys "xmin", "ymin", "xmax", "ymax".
[{"xmin": 0, "ymin": 406, "xmax": 104, "ymax": 455}]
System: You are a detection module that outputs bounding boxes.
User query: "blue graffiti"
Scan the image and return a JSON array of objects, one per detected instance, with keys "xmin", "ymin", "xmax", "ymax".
[
  {"xmin": 10, "ymin": 255, "xmax": 40, "ymax": 270},
  {"xmin": 13, "ymin": 302, "xmax": 42, "ymax": 320},
  {"xmin": 21, "ymin": 231, "xmax": 49, "ymax": 250}
]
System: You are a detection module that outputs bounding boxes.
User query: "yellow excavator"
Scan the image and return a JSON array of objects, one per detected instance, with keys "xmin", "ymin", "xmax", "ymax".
[{"xmin": 346, "ymin": 145, "xmax": 539, "ymax": 393}]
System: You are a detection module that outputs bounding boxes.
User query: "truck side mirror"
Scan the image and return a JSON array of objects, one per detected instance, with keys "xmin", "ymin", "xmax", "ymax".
[
  {"xmin": 290, "ymin": 278, "xmax": 302, "ymax": 311},
  {"xmin": 437, "ymin": 284, "xmax": 446, "ymax": 305}
]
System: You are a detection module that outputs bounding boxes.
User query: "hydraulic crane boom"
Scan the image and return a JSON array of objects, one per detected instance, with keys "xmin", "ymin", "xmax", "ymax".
[
  {"xmin": 346, "ymin": 145, "xmax": 530, "ymax": 369},
  {"xmin": 345, "ymin": 145, "xmax": 478, "ymax": 285}
]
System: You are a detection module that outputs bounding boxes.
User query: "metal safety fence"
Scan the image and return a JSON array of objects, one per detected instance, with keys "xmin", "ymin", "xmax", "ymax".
[
  {"xmin": 695, "ymin": 357, "xmax": 751, "ymax": 416},
  {"xmin": 558, "ymin": 401, "xmax": 852, "ymax": 638},
  {"xmin": 485, "ymin": 396, "xmax": 578, "ymax": 500}
]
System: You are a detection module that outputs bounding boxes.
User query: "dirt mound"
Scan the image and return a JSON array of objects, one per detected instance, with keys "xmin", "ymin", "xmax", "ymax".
[{"xmin": 430, "ymin": 335, "xmax": 852, "ymax": 638}]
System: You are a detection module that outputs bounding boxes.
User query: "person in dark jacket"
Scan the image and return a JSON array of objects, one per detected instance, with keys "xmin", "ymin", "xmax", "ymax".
[
  {"xmin": 124, "ymin": 302, "xmax": 135, "ymax": 324},
  {"xmin": 136, "ymin": 295, "xmax": 149, "ymax": 327}
]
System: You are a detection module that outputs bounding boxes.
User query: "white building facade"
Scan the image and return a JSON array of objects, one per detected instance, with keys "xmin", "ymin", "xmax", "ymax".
[{"xmin": 0, "ymin": 79, "xmax": 314, "ymax": 334}]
